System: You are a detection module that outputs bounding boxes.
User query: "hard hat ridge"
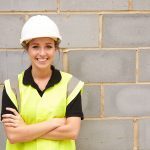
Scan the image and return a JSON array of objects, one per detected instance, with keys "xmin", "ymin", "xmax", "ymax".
[{"xmin": 20, "ymin": 15, "xmax": 62, "ymax": 46}]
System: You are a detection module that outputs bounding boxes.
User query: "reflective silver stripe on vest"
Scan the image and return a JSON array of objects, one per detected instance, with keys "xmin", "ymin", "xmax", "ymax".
[
  {"xmin": 10, "ymin": 76, "xmax": 21, "ymax": 112},
  {"xmin": 67, "ymin": 76, "xmax": 80, "ymax": 98}
]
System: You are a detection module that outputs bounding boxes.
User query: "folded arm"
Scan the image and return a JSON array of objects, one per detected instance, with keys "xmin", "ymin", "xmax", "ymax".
[
  {"xmin": 2, "ymin": 108, "xmax": 65, "ymax": 144},
  {"xmin": 40, "ymin": 117, "xmax": 81, "ymax": 140}
]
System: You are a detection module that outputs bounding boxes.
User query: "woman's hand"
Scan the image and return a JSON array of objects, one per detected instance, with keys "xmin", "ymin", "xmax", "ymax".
[{"xmin": 2, "ymin": 107, "xmax": 26, "ymax": 128}]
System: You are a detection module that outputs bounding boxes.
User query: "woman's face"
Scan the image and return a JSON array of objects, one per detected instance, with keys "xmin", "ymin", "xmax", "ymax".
[{"xmin": 27, "ymin": 37, "xmax": 56, "ymax": 70}]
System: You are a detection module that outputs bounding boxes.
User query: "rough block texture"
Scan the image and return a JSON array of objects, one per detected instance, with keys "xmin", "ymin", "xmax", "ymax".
[
  {"xmin": 0, "ymin": 15, "xmax": 25, "ymax": 48},
  {"xmin": 103, "ymin": 14, "xmax": 150, "ymax": 48},
  {"xmin": 0, "ymin": 51, "xmax": 30, "ymax": 84},
  {"xmin": 76, "ymin": 120, "xmax": 133, "ymax": 150},
  {"xmin": 60, "ymin": 0, "xmax": 128, "ymax": 11},
  {"xmin": 0, "ymin": 86, "xmax": 3, "ymax": 112},
  {"xmin": 0, "ymin": 123, "xmax": 6, "ymax": 150},
  {"xmin": 68, "ymin": 50, "xmax": 136, "ymax": 83},
  {"xmin": 0, "ymin": 50, "xmax": 62, "ymax": 84},
  {"xmin": 104, "ymin": 85, "xmax": 150, "ymax": 116},
  {"xmin": 139, "ymin": 119, "xmax": 150, "ymax": 150},
  {"xmin": 0, "ymin": 86, "xmax": 3, "ymax": 115},
  {"xmin": 49, "ymin": 14, "xmax": 99, "ymax": 48},
  {"xmin": 139, "ymin": 49, "xmax": 150, "ymax": 82},
  {"xmin": 133, "ymin": 0, "xmax": 150, "ymax": 10},
  {"xmin": 82, "ymin": 85, "xmax": 100, "ymax": 117},
  {"xmin": 0, "ymin": 86, "xmax": 6, "ymax": 150},
  {"xmin": 0, "ymin": 51, "xmax": 7, "ymax": 84},
  {"xmin": 0, "ymin": 0, "xmax": 57, "ymax": 11}
]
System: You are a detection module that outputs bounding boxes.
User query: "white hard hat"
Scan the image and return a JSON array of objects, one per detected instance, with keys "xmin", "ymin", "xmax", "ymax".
[{"xmin": 20, "ymin": 15, "xmax": 62, "ymax": 46}]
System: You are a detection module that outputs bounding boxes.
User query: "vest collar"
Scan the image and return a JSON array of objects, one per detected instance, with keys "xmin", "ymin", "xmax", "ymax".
[{"xmin": 23, "ymin": 65, "xmax": 62, "ymax": 90}]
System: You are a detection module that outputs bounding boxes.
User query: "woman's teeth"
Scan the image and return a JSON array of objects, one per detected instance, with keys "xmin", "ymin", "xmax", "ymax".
[{"xmin": 37, "ymin": 58, "xmax": 47, "ymax": 62}]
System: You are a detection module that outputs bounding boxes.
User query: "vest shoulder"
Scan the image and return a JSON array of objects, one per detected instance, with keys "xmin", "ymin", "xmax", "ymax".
[
  {"xmin": 60, "ymin": 71, "xmax": 84, "ymax": 83},
  {"xmin": 60, "ymin": 71, "xmax": 72, "ymax": 79},
  {"xmin": 18, "ymin": 71, "xmax": 25, "ymax": 77}
]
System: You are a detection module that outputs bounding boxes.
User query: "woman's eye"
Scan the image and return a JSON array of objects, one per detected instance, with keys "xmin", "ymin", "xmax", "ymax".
[
  {"xmin": 46, "ymin": 45, "xmax": 53, "ymax": 49},
  {"xmin": 32, "ymin": 45, "xmax": 39, "ymax": 49}
]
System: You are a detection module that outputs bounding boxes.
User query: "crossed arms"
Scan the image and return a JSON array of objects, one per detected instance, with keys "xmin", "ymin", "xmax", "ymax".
[{"xmin": 2, "ymin": 107, "xmax": 81, "ymax": 144}]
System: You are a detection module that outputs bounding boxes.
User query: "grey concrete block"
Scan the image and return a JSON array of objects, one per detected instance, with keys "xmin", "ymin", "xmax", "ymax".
[
  {"xmin": 0, "ymin": 50, "xmax": 31, "ymax": 83},
  {"xmin": 53, "ymin": 50, "xmax": 63, "ymax": 70},
  {"xmin": 0, "ymin": 86, "xmax": 6, "ymax": 150},
  {"xmin": 103, "ymin": 14, "xmax": 150, "ymax": 48},
  {"xmin": 0, "ymin": 86, "xmax": 3, "ymax": 114},
  {"xmin": 76, "ymin": 120, "xmax": 133, "ymax": 150},
  {"xmin": 68, "ymin": 50, "xmax": 136, "ymax": 83},
  {"xmin": 133, "ymin": 0, "xmax": 150, "ymax": 10},
  {"xmin": 139, "ymin": 50, "xmax": 150, "ymax": 82},
  {"xmin": 0, "ymin": 0, "xmax": 57, "ymax": 11},
  {"xmin": 0, "ymin": 51, "xmax": 7, "ymax": 84},
  {"xmin": 49, "ymin": 14, "xmax": 99, "ymax": 48},
  {"xmin": 139, "ymin": 119, "xmax": 150, "ymax": 150},
  {"xmin": 82, "ymin": 85, "xmax": 100, "ymax": 117},
  {"xmin": 104, "ymin": 85, "xmax": 150, "ymax": 116},
  {"xmin": 0, "ymin": 15, "xmax": 25, "ymax": 48},
  {"xmin": 0, "ymin": 122, "xmax": 6, "ymax": 150},
  {"xmin": 61, "ymin": 0, "xmax": 128, "ymax": 11},
  {"xmin": 0, "ymin": 50, "xmax": 63, "ymax": 84}
]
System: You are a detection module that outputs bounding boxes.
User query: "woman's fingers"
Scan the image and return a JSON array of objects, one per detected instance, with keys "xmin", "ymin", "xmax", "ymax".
[
  {"xmin": 2, "ymin": 114, "xmax": 17, "ymax": 119},
  {"xmin": 2, "ymin": 108, "xmax": 26, "ymax": 128},
  {"xmin": 2, "ymin": 118, "xmax": 20, "ymax": 128},
  {"xmin": 3, "ymin": 122, "xmax": 17, "ymax": 128},
  {"xmin": 2, "ymin": 118, "xmax": 16, "ymax": 124},
  {"xmin": 6, "ymin": 107, "xmax": 19, "ymax": 116}
]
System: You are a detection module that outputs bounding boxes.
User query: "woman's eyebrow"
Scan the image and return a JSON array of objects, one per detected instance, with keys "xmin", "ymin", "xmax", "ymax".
[{"xmin": 45, "ymin": 42, "xmax": 53, "ymax": 44}]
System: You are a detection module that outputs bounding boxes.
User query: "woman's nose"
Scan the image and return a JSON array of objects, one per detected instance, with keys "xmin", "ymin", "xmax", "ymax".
[{"xmin": 39, "ymin": 47, "xmax": 46, "ymax": 56}]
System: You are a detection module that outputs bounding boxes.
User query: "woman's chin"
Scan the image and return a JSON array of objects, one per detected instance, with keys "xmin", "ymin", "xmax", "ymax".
[{"xmin": 34, "ymin": 63, "xmax": 51, "ymax": 70}]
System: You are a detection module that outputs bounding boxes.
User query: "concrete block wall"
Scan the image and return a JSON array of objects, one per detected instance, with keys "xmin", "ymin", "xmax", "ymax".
[{"xmin": 1, "ymin": 0, "xmax": 150, "ymax": 150}]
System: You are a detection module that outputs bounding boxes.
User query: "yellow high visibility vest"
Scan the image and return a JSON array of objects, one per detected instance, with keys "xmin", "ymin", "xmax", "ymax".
[{"xmin": 4, "ymin": 71, "xmax": 84, "ymax": 150}]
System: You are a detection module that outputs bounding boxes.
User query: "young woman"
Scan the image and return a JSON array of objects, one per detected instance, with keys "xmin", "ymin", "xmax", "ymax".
[{"xmin": 1, "ymin": 15, "xmax": 84, "ymax": 150}]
